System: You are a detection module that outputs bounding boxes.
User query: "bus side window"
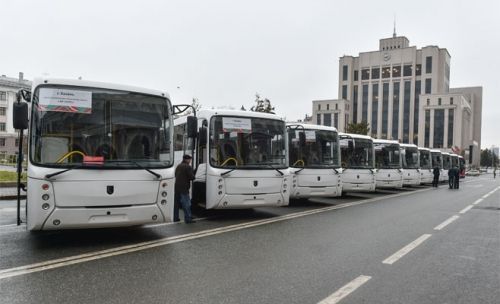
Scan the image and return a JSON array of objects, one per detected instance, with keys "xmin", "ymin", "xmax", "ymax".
[{"xmin": 174, "ymin": 123, "xmax": 186, "ymax": 152}]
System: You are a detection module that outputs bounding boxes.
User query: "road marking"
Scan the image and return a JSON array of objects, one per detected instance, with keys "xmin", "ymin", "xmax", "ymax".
[
  {"xmin": 434, "ymin": 215, "xmax": 460, "ymax": 231},
  {"xmin": 459, "ymin": 205, "xmax": 474, "ymax": 214},
  {"xmin": 472, "ymin": 198, "xmax": 483, "ymax": 205},
  {"xmin": 0, "ymin": 188, "xmax": 432, "ymax": 280},
  {"xmin": 382, "ymin": 234, "xmax": 432, "ymax": 265},
  {"xmin": 317, "ymin": 275, "xmax": 371, "ymax": 304}
]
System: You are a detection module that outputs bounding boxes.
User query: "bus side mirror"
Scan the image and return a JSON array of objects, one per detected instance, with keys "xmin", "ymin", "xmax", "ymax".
[
  {"xmin": 199, "ymin": 126, "xmax": 207, "ymax": 146},
  {"xmin": 299, "ymin": 132, "xmax": 306, "ymax": 147},
  {"xmin": 13, "ymin": 102, "xmax": 29, "ymax": 130},
  {"xmin": 186, "ymin": 116, "xmax": 198, "ymax": 138}
]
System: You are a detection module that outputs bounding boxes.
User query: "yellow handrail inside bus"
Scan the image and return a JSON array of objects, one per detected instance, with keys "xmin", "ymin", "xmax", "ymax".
[
  {"xmin": 56, "ymin": 151, "xmax": 86, "ymax": 163},
  {"xmin": 221, "ymin": 157, "xmax": 238, "ymax": 167},
  {"xmin": 293, "ymin": 159, "xmax": 305, "ymax": 167}
]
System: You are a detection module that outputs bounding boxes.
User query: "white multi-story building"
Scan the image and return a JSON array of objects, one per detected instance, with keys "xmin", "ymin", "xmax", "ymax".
[
  {"xmin": 0, "ymin": 73, "xmax": 31, "ymax": 161},
  {"xmin": 312, "ymin": 33, "xmax": 482, "ymax": 166}
]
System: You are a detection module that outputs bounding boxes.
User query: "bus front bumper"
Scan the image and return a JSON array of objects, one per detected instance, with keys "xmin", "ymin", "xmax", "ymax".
[
  {"xmin": 37, "ymin": 204, "xmax": 166, "ymax": 230},
  {"xmin": 376, "ymin": 179, "xmax": 403, "ymax": 189},
  {"xmin": 342, "ymin": 182, "xmax": 376, "ymax": 192},
  {"xmin": 291, "ymin": 185, "xmax": 342, "ymax": 198},
  {"xmin": 214, "ymin": 193, "xmax": 288, "ymax": 209}
]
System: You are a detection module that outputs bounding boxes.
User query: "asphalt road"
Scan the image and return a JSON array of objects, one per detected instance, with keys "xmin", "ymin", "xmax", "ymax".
[{"xmin": 0, "ymin": 176, "xmax": 498, "ymax": 304}]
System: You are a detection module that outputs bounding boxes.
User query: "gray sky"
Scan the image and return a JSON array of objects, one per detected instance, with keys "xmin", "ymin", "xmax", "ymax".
[{"xmin": 2, "ymin": 0, "xmax": 499, "ymax": 148}]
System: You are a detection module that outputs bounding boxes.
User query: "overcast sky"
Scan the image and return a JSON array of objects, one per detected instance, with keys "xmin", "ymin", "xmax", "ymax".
[{"xmin": 2, "ymin": 0, "xmax": 499, "ymax": 148}]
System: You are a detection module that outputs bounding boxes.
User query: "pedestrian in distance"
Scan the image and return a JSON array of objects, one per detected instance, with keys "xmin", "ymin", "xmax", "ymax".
[
  {"xmin": 174, "ymin": 154, "xmax": 196, "ymax": 223},
  {"xmin": 448, "ymin": 166, "xmax": 455, "ymax": 189},
  {"xmin": 453, "ymin": 165, "xmax": 460, "ymax": 189},
  {"xmin": 494, "ymin": 168, "xmax": 497, "ymax": 179},
  {"xmin": 432, "ymin": 165, "xmax": 440, "ymax": 188}
]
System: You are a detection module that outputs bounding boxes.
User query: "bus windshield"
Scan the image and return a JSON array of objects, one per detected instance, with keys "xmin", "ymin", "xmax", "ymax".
[
  {"xmin": 442, "ymin": 155, "xmax": 451, "ymax": 169},
  {"xmin": 402, "ymin": 146, "xmax": 419, "ymax": 169},
  {"xmin": 30, "ymin": 86, "xmax": 172, "ymax": 168},
  {"xmin": 288, "ymin": 129, "xmax": 340, "ymax": 168},
  {"xmin": 431, "ymin": 152, "xmax": 442, "ymax": 168},
  {"xmin": 210, "ymin": 116, "xmax": 287, "ymax": 169},
  {"xmin": 419, "ymin": 150, "xmax": 432, "ymax": 169},
  {"xmin": 374, "ymin": 143, "xmax": 401, "ymax": 169},
  {"xmin": 340, "ymin": 138, "xmax": 374, "ymax": 169}
]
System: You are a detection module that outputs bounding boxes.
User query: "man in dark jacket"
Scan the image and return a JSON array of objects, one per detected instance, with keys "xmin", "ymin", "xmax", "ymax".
[
  {"xmin": 432, "ymin": 166, "xmax": 440, "ymax": 187},
  {"xmin": 174, "ymin": 154, "xmax": 195, "ymax": 223},
  {"xmin": 448, "ymin": 166, "xmax": 455, "ymax": 189},
  {"xmin": 453, "ymin": 165, "xmax": 460, "ymax": 189}
]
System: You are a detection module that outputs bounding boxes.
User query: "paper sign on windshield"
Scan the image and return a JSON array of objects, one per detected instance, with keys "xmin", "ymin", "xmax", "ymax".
[
  {"xmin": 304, "ymin": 130, "xmax": 316, "ymax": 142},
  {"xmin": 39, "ymin": 88, "xmax": 92, "ymax": 114},
  {"xmin": 222, "ymin": 117, "xmax": 252, "ymax": 133}
]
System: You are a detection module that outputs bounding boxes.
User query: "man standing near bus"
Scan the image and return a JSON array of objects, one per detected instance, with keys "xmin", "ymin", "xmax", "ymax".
[
  {"xmin": 174, "ymin": 154, "xmax": 196, "ymax": 223},
  {"xmin": 432, "ymin": 165, "xmax": 440, "ymax": 188}
]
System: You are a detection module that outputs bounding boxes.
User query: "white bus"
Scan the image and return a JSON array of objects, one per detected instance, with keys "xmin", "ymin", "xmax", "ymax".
[
  {"xmin": 418, "ymin": 147, "xmax": 433, "ymax": 184},
  {"xmin": 400, "ymin": 143, "xmax": 421, "ymax": 186},
  {"xmin": 339, "ymin": 133, "xmax": 376, "ymax": 193},
  {"xmin": 430, "ymin": 149, "xmax": 445, "ymax": 182},
  {"xmin": 12, "ymin": 78, "xmax": 175, "ymax": 230},
  {"xmin": 174, "ymin": 109, "xmax": 290, "ymax": 209},
  {"xmin": 287, "ymin": 123, "xmax": 342, "ymax": 198},
  {"xmin": 373, "ymin": 139, "xmax": 403, "ymax": 189}
]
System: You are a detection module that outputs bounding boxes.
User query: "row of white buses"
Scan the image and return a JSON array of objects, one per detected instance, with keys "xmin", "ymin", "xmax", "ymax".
[{"xmin": 12, "ymin": 78, "xmax": 465, "ymax": 230}]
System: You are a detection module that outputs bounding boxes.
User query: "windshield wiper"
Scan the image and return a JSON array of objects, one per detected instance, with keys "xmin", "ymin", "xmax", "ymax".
[
  {"xmin": 333, "ymin": 168, "xmax": 339, "ymax": 174},
  {"xmin": 294, "ymin": 168, "xmax": 305, "ymax": 174},
  {"xmin": 108, "ymin": 160, "xmax": 161, "ymax": 179},
  {"xmin": 221, "ymin": 168, "xmax": 236, "ymax": 176},
  {"xmin": 264, "ymin": 164, "xmax": 284, "ymax": 176},
  {"xmin": 45, "ymin": 165, "xmax": 85, "ymax": 179}
]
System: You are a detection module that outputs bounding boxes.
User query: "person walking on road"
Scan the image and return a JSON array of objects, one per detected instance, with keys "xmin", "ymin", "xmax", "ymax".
[
  {"xmin": 448, "ymin": 166, "xmax": 455, "ymax": 189},
  {"xmin": 494, "ymin": 168, "xmax": 497, "ymax": 179},
  {"xmin": 174, "ymin": 154, "xmax": 196, "ymax": 223},
  {"xmin": 453, "ymin": 165, "xmax": 460, "ymax": 189},
  {"xmin": 432, "ymin": 166, "xmax": 440, "ymax": 188}
]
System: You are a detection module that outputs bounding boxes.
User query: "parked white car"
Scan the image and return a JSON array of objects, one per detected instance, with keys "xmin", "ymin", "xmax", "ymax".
[{"xmin": 466, "ymin": 169, "xmax": 481, "ymax": 176}]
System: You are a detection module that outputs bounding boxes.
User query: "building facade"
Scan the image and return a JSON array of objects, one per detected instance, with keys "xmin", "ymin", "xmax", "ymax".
[
  {"xmin": 312, "ymin": 34, "xmax": 482, "ymax": 166},
  {"xmin": 311, "ymin": 99, "xmax": 350, "ymax": 131},
  {"xmin": 0, "ymin": 73, "xmax": 31, "ymax": 162}
]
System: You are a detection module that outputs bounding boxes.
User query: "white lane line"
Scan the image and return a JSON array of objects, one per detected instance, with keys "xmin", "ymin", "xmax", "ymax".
[
  {"xmin": 459, "ymin": 205, "xmax": 474, "ymax": 214},
  {"xmin": 434, "ymin": 215, "xmax": 460, "ymax": 231},
  {"xmin": 382, "ymin": 234, "xmax": 432, "ymax": 265},
  {"xmin": 317, "ymin": 275, "xmax": 372, "ymax": 304},
  {"xmin": 0, "ymin": 188, "xmax": 432, "ymax": 280},
  {"xmin": 472, "ymin": 198, "xmax": 483, "ymax": 205}
]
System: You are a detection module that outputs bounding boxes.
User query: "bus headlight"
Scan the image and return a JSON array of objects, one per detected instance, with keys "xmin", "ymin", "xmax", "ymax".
[
  {"xmin": 42, "ymin": 194, "xmax": 50, "ymax": 201},
  {"xmin": 53, "ymin": 219, "xmax": 61, "ymax": 226},
  {"xmin": 161, "ymin": 200, "xmax": 167, "ymax": 205},
  {"xmin": 42, "ymin": 203, "xmax": 50, "ymax": 210},
  {"xmin": 161, "ymin": 191, "xmax": 168, "ymax": 197}
]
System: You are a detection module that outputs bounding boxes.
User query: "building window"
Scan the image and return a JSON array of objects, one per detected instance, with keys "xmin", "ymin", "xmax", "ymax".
[
  {"xmin": 450, "ymin": 97, "xmax": 454, "ymax": 105},
  {"xmin": 335, "ymin": 103, "xmax": 338, "ymax": 110},
  {"xmin": 415, "ymin": 64, "xmax": 422, "ymax": 76},
  {"xmin": 353, "ymin": 85, "xmax": 358, "ymax": 123},
  {"xmin": 425, "ymin": 78, "xmax": 432, "ymax": 94},
  {"xmin": 448, "ymin": 109, "xmax": 454, "ymax": 148},
  {"xmin": 334, "ymin": 113, "xmax": 339, "ymax": 129},
  {"xmin": 382, "ymin": 83, "xmax": 389, "ymax": 139},
  {"xmin": 342, "ymin": 65, "xmax": 348, "ymax": 81},
  {"xmin": 324, "ymin": 113, "xmax": 332, "ymax": 127},
  {"xmin": 372, "ymin": 67, "xmax": 380, "ymax": 80},
  {"xmin": 342, "ymin": 85, "xmax": 348, "ymax": 99},
  {"xmin": 0, "ymin": 107, "xmax": 6, "ymax": 116},
  {"xmin": 413, "ymin": 80, "xmax": 421, "ymax": 145},
  {"xmin": 392, "ymin": 82, "xmax": 400, "ymax": 140},
  {"xmin": 392, "ymin": 65, "xmax": 401, "ymax": 78},
  {"xmin": 0, "ymin": 123, "xmax": 5, "ymax": 131},
  {"xmin": 0, "ymin": 92, "xmax": 6, "ymax": 101},
  {"xmin": 425, "ymin": 56, "xmax": 432, "ymax": 74},
  {"xmin": 403, "ymin": 65, "xmax": 412, "ymax": 77},
  {"xmin": 15, "ymin": 138, "xmax": 19, "ymax": 147},
  {"xmin": 403, "ymin": 81, "xmax": 411, "ymax": 143},
  {"xmin": 382, "ymin": 66, "xmax": 391, "ymax": 78},
  {"xmin": 371, "ymin": 83, "xmax": 379, "ymax": 138},
  {"xmin": 438, "ymin": 98, "xmax": 441, "ymax": 105},
  {"xmin": 317, "ymin": 114, "xmax": 321, "ymax": 125},
  {"xmin": 361, "ymin": 69, "xmax": 370, "ymax": 80},
  {"xmin": 0, "ymin": 138, "xmax": 5, "ymax": 146},
  {"xmin": 318, "ymin": 104, "xmax": 321, "ymax": 111},
  {"xmin": 362, "ymin": 84, "xmax": 369, "ymax": 123},
  {"xmin": 427, "ymin": 98, "xmax": 430, "ymax": 106},
  {"xmin": 424, "ymin": 110, "xmax": 430, "ymax": 147},
  {"xmin": 354, "ymin": 70, "xmax": 359, "ymax": 81},
  {"xmin": 433, "ymin": 109, "xmax": 444, "ymax": 148}
]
